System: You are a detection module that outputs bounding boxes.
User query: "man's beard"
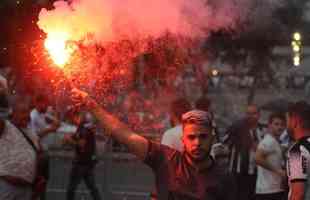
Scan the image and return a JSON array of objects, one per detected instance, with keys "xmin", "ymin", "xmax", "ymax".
[{"xmin": 185, "ymin": 150, "xmax": 208, "ymax": 162}]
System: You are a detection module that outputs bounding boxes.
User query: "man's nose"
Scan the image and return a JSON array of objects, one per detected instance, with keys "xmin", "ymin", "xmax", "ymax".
[{"xmin": 193, "ymin": 138, "xmax": 202, "ymax": 146}]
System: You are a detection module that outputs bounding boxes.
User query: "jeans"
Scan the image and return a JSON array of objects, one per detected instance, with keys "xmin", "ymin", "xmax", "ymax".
[{"xmin": 66, "ymin": 164, "xmax": 102, "ymax": 200}]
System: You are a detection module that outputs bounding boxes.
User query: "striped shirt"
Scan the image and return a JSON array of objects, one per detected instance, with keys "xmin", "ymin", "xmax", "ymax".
[
  {"xmin": 287, "ymin": 136, "xmax": 310, "ymax": 200},
  {"xmin": 224, "ymin": 119, "xmax": 264, "ymax": 175}
]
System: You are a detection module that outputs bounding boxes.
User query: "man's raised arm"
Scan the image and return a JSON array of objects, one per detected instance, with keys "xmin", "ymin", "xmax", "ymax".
[{"xmin": 72, "ymin": 88, "xmax": 149, "ymax": 160}]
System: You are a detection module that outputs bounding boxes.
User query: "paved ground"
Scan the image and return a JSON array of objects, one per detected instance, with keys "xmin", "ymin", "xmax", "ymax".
[{"xmin": 46, "ymin": 150, "xmax": 154, "ymax": 200}]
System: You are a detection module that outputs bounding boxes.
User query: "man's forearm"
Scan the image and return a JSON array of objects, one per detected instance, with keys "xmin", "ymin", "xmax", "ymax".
[{"xmin": 88, "ymin": 99, "xmax": 148, "ymax": 159}]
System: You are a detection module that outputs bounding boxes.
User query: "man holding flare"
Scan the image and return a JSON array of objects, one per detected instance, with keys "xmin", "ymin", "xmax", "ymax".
[{"xmin": 70, "ymin": 88, "xmax": 231, "ymax": 200}]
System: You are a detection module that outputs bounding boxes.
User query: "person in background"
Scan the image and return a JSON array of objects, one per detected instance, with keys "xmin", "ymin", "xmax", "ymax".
[
  {"xmin": 30, "ymin": 95, "xmax": 60, "ymax": 200},
  {"xmin": 0, "ymin": 101, "xmax": 38, "ymax": 200},
  {"xmin": 255, "ymin": 112, "xmax": 287, "ymax": 200},
  {"xmin": 286, "ymin": 101, "xmax": 310, "ymax": 200},
  {"xmin": 161, "ymin": 98, "xmax": 191, "ymax": 151},
  {"xmin": 30, "ymin": 95, "xmax": 60, "ymax": 146},
  {"xmin": 223, "ymin": 104, "xmax": 264, "ymax": 200},
  {"xmin": 63, "ymin": 110, "xmax": 102, "ymax": 200}
]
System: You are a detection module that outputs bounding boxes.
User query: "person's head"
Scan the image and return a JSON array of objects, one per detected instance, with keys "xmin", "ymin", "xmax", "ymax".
[
  {"xmin": 181, "ymin": 110, "xmax": 215, "ymax": 162},
  {"xmin": 268, "ymin": 112, "xmax": 286, "ymax": 139},
  {"xmin": 35, "ymin": 95, "xmax": 48, "ymax": 113},
  {"xmin": 11, "ymin": 102, "xmax": 30, "ymax": 128},
  {"xmin": 195, "ymin": 97, "xmax": 211, "ymax": 112},
  {"xmin": 287, "ymin": 101, "xmax": 310, "ymax": 140},
  {"xmin": 170, "ymin": 98, "xmax": 191, "ymax": 126},
  {"xmin": 246, "ymin": 104, "xmax": 260, "ymax": 127}
]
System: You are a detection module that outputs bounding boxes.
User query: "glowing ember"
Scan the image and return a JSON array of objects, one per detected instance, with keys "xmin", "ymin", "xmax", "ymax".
[{"xmin": 44, "ymin": 32, "xmax": 74, "ymax": 67}]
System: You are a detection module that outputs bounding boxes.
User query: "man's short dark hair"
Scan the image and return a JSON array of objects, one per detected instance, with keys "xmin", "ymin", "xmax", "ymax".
[
  {"xmin": 288, "ymin": 101, "xmax": 310, "ymax": 129},
  {"xmin": 268, "ymin": 112, "xmax": 286, "ymax": 124},
  {"xmin": 171, "ymin": 98, "xmax": 191, "ymax": 122}
]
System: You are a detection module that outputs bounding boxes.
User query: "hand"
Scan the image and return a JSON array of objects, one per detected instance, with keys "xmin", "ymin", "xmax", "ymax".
[{"xmin": 70, "ymin": 88, "xmax": 94, "ymax": 108}]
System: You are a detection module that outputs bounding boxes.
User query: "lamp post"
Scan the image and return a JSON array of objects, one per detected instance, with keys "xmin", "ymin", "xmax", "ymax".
[{"xmin": 291, "ymin": 31, "xmax": 302, "ymax": 67}]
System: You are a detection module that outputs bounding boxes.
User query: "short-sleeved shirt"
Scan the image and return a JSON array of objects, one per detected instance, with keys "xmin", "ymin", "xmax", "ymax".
[
  {"xmin": 144, "ymin": 141, "xmax": 230, "ymax": 200},
  {"xmin": 256, "ymin": 134, "xmax": 284, "ymax": 194},
  {"xmin": 286, "ymin": 136, "xmax": 310, "ymax": 199}
]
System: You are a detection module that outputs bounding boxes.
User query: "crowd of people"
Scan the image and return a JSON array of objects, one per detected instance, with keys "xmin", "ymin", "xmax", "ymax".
[{"xmin": 0, "ymin": 68, "xmax": 310, "ymax": 200}]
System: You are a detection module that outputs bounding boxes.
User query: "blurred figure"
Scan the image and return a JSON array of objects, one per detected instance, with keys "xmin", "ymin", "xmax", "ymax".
[
  {"xmin": 286, "ymin": 101, "xmax": 310, "ymax": 200},
  {"xmin": 30, "ymin": 95, "xmax": 59, "ymax": 200},
  {"xmin": 0, "ymin": 74, "xmax": 10, "ymax": 118},
  {"xmin": 223, "ymin": 104, "xmax": 264, "ymax": 200},
  {"xmin": 0, "ymin": 101, "xmax": 38, "ymax": 200},
  {"xmin": 161, "ymin": 98, "xmax": 191, "ymax": 151},
  {"xmin": 63, "ymin": 110, "xmax": 102, "ymax": 200},
  {"xmin": 30, "ymin": 95, "xmax": 60, "ymax": 145},
  {"xmin": 195, "ymin": 96, "xmax": 211, "ymax": 112},
  {"xmin": 255, "ymin": 112, "xmax": 287, "ymax": 200}
]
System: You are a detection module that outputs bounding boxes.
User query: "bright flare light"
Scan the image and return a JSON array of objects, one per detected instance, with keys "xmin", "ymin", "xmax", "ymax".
[{"xmin": 44, "ymin": 32, "xmax": 73, "ymax": 67}]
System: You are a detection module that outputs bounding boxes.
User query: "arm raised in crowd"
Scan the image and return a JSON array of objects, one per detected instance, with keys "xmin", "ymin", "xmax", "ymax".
[{"xmin": 71, "ymin": 88, "xmax": 149, "ymax": 160}]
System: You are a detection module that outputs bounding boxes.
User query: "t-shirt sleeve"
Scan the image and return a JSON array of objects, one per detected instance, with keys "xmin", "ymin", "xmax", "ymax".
[
  {"xmin": 257, "ymin": 136, "xmax": 273, "ymax": 154},
  {"xmin": 287, "ymin": 145, "xmax": 308, "ymax": 182},
  {"xmin": 161, "ymin": 131, "xmax": 172, "ymax": 146},
  {"xmin": 144, "ymin": 140, "xmax": 173, "ymax": 171}
]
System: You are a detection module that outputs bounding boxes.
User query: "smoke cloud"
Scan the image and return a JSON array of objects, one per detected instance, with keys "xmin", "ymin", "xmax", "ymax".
[{"xmin": 37, "ymin": 0, "xmax": 251, "ymax": 43}]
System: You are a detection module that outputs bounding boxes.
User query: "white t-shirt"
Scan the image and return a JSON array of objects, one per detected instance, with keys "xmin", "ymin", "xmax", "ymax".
[
  {"xmin": 256, "ymin": 134, "xmax": 285, "ymax": 194},
  {"xmin": 30, "ymin": 108, "xmax": 54, "ymax": 149},
  {"xmin": 161, "ymin": 125, "xmax": 183, "ymax": 152}
]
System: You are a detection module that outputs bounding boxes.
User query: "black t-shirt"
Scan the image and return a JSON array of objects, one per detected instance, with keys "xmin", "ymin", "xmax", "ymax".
[
  {"xmin": 144, "ymin": 141, "xmax": 231, "ymax": 200},
  {"xmin": 72, "ymin": 124, "xmax": 96, "ymax": 164}
]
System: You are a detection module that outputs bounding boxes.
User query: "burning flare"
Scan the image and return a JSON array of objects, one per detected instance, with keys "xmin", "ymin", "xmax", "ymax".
[{"xmin": 44, "ymin": 31, "xmax": 74, "ymax": 67}]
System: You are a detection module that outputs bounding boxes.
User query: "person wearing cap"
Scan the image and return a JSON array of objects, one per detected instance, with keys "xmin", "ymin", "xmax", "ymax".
[
  {"xmin": 286, "ymin": 101, "xmax": 310, "ymax": 200},
  {"xmin": 70, "ymin": 88, "xmax": 231, "ymax": 200}
]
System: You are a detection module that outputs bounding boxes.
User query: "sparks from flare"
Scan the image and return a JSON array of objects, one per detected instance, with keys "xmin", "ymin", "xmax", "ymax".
[{"xmin": 44, "ymin": 31, "xmax": 75, "ymax": 67}]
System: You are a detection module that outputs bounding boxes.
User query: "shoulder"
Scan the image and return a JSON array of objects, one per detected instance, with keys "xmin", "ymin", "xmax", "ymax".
[
  {"xmin": 258, "ymin": 134, "xmax": 276, "ymax": 149},
  {"xmin": 30, "ymin": 109, "xmax": 39, "ymax": 119},
  {"xmin": 145, "ymin": 140, "xmax": 179, "ymax": 165},
  {"xmin": 289, "ymin": 137, "xmax": 310, "ymax": 155},
  {"xmin": 163, "ymin": 125, "xmax": 182, "ymax": 137}
]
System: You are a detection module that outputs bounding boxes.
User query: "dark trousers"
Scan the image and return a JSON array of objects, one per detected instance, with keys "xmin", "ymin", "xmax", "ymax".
[
  {"xmin": 232, "ymin": 173, "xmax": 257, "ymax": 200},
  {"xmin": 66, "ymin": 164, "xmax": 101, "ymax": 200},
  {"xmin": 255, "ymin": 192, "xmax": 285, "ymax": 200}
]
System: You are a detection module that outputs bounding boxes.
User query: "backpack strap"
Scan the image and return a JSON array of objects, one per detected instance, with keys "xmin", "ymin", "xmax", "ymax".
[{"xmin": 13, "ymin": 123, "xmax": 39, "ymax": 153}]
